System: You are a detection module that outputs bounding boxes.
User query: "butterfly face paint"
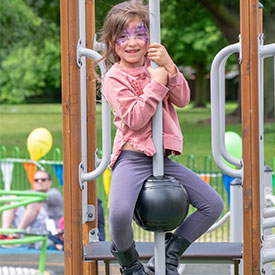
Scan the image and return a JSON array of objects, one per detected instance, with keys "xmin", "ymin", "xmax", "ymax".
[{"xmin": 116, "ymin": 21, "xmax": 148, "ymax": 46}]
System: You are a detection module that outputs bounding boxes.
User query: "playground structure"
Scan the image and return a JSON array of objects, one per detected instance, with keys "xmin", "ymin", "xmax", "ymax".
[
  {"xmin": 60, "ymin": 1, "xmax": 275, "ymax": 275},
  {"xmin": 0, "ymin": 190, "xmax": 49, "ymax": 274}
]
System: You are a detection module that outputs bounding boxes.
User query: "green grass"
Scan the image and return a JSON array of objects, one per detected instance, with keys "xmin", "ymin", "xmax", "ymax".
[
  {"xmin": 0, "ymin": 102, "xmax": 274, "ymax": 170},
  {"xmin": 0, "ymin": 104, "xmax": 63, "ymax": 153}
]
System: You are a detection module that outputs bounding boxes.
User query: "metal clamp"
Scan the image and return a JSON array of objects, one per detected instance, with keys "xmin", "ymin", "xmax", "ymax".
[{"xmin": 89, "ymin": 228, "xmax": 99, "ymax": 242}]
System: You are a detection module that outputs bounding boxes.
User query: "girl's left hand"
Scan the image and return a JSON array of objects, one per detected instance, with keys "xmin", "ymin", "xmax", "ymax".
[{"xmin": 147, "ymin": 43, "xmax": 177, "ymax": 75}]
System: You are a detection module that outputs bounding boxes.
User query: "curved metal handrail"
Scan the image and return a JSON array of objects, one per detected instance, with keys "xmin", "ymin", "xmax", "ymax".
[
  {"xmin": 77, "ymin": 46, "xmax": 111, "ymax": 183},
  {"xmin": 210, "ymin": 42, "xmax": 243, "ymax": 178}
]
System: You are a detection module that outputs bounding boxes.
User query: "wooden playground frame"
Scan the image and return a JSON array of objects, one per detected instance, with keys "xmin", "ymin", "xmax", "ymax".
[{"xmin": 60, "ymin": 0, "xmax": 264, "ymax": 274}]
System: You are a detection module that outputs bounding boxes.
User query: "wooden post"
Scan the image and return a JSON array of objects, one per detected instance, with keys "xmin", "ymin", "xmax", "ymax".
[
  {"xmin": 60, "ymin": 0, "xmax": 97, "ymax": 274},
  {"xmin": 240, "ymin": 0, "xmax": 261, "ymax": 274}
]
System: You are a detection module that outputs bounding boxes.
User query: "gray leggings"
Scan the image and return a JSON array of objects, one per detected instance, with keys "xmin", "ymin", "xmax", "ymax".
[{"xmin": 109, "ymin": 151, "xmax": 224, "ymax": 251}]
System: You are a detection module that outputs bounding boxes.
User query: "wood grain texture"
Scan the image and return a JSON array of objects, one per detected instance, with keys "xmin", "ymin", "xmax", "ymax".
[
  {"xmin": 240, "ymin": 0, "xmax": 261, "ymax": 274},
  {"xmin": 60, "ymin": 0, "xmax": 97, "ymax": 273}
]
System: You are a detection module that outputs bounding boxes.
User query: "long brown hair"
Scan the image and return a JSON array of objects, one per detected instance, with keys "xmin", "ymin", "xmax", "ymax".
[{"xmin": 99, "ymin": 0, "xmax": 149, "ymax": 70}]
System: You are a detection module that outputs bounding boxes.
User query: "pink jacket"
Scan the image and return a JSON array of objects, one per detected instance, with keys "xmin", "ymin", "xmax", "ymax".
[{"xmin": 103, "ymin": 60, "xmax": 190, "ymax": 168}]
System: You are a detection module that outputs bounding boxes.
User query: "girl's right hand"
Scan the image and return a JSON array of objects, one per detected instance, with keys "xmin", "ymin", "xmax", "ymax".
[{"xmin": 147, "ymin": 66, "xmax": 168, "ymax": 86}]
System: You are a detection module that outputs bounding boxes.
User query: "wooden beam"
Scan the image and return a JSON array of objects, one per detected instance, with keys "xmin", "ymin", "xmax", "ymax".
[
  {"xmin": 60, "ymin": 0, "xmax": 82, "ymax": 273},
  {"xmin": 240, "ymin": 0, "xmax": 261, "ymax": 274},
  {"xmin": 60, "ymin": 0, "xmax": 97, "ymax": 274}
]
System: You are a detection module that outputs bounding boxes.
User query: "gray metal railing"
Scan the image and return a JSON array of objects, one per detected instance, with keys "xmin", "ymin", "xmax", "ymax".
[{"xmin": 210, "ymin": 32, "xmax": 275, "ymax": 274}]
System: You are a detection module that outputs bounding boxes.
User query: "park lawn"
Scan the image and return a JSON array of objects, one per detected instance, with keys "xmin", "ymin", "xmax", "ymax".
[
  {"xmin": 0, "ymin": 104, "xmax": 63, "ymax": 153},
  {"xmin": 0, "ymin": 103, "xmax": 274, "ymax": 170}
]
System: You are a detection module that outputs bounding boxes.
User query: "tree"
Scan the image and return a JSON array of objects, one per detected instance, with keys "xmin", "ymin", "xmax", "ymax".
[
  {"xmin": 198, "ymin": 0, "xmax": 275, "ymax": 118},
  {"xmin": 0, "ymin": 0, "xmax": 61, "ymax": 103},
  {"xmin": 160, "ymin": 0, "xmax": 227, "ymax": 107}
]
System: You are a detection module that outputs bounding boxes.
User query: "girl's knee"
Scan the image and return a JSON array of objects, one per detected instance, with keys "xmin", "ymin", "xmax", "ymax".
[
  {"xmin": 210, "ymin": 194, "xmax": 224, "ymax": 220},
  {"xmin": 109, "ymin": 209, "xmax": 132, "ymax": 229}
]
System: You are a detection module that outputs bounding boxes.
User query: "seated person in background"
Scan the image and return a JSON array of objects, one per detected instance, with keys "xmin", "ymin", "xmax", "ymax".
[
  {"xmin": 49, "ymin": 198, "xmax": 105, "ymax": 251},
  {"xmin": 1, "ymin": 170, "xmax": 64, "ymax": 236},
  {"xmin": 48, "ymin": 216, "xmax": 65, "ymax": 251}
]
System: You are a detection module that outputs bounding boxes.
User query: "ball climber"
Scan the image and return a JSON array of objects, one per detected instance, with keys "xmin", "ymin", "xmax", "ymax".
[{"xmin": 134, "ymin": 175, "xmax": 190, "ymax": 232}]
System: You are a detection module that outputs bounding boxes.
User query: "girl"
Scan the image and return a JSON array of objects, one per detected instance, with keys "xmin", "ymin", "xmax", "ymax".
[{"xmin": 100, "ymin": 1, "xmax": 224, "ymax": 274}]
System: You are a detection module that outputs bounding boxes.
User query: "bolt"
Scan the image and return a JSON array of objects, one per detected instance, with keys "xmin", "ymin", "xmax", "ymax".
[{"xmin": 88, "ymin": 213, "xmax": 93, "ymax": 218}]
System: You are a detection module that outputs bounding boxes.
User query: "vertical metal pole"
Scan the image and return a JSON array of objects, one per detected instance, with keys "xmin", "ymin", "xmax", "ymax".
[
  {"xmin": 149, "ymin": 1, "xmax": 165, "ymax": 275},
  {"xmin": 78, "ymin": 0, "xmax": 88, "ymax": 225},
  {"xmin": 230, "ymin": 178, "xmax": 243, "ymax": 275},
  {"xmin": 150, "ymin": 0, "xmax": 164, "ymax": 177},
  {"xmin": 262, "ymin": 168, "xmax": 273, "ymax": 275},
  {"xmin": 83, "ymin": 0, "xmax": 98, "ymax": 273}
]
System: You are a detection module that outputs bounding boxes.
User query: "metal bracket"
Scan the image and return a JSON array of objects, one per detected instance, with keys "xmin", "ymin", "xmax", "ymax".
[
  {"xmin": 78, "ymin": 162, "xmax": 85, "ymax": 190},
  {"xmin": 238, "ymin": 34, "xmax": 242, "ymax": 64},
  {"xmin": 89, "ymin": 228, "xmax": 99, "ymax": 242},
  {"xmin": 82, "ymin": 241, "xmax": 86, "ymax": 260},
  {"xmin": 93, "ymin": 34, "xmax": 106, "ymax": 52},
  {"xmin": 77, "ymin": 39, "xmax": 83, "ymax": 67},
  {"xmin": 86, "ymin": 204, "xmax": 95, "ymax": 222},
  {"xmin": 230, "ymin": 177, "xmax": 243, "ymax": 187}
]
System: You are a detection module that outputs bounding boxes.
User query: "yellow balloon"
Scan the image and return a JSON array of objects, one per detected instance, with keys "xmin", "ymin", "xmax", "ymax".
[{"xmin": 27, "ymin": 128, "xmax": 53, "ymax": 161}]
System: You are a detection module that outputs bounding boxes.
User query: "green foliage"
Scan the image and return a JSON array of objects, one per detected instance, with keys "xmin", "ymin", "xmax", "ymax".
[
  {"xmin": 25, "ymin": 0, "xmax": 60, "ymax": 26},
  {"xmin": 0, "ymin": 0, "xmax": 41, "ymax": 52},
  {"xmin": 0, "ymin": 39, "xmax": 61, "ymax": 103},
  {"xmin": 160, "ymin": 0, "xmax": 226, "ymax": 69},
  {"xmin": 0, "ymin": 0, "xmax": 60, "ymax": 104}
]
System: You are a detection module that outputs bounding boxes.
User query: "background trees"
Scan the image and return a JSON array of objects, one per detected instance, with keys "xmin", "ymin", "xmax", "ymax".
[
  {"xmin": 198, "ymin": 0, "xmax": 275, "ymax": 118},
  {"xmin": 0, "ymin": 0, "xmax": 60, "ymax": 103},
  {"xmin": 0, "ymin": 0, "xmax": 274, "ymax": 118}
]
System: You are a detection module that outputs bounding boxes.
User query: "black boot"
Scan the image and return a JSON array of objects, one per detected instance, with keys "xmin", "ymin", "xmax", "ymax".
[
  {"xmin": 111, "ymin": 242, "xmax": 147, "ymax": 275},
  {"xmin": 145, "ymin": 233, "xmax": 191, "ymax": 275}
]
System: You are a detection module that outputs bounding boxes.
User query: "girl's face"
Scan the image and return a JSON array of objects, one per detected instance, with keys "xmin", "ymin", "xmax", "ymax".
[{"xmin": 114, "ymin": 17, "xmax": 148, "ymax": 68}]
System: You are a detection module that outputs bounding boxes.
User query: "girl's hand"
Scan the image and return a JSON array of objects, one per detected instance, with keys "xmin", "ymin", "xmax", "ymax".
[
  {"xmin": 148, "ymin": 66, "xmax": 168, "ymax": 86},
  {"xmin": 147, "ymin": 43, "xmax": 177, "ymax": 75}
]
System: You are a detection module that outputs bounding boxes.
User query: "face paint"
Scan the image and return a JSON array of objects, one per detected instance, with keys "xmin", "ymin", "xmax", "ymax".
[{"xmin": 115, "ymin": 21, "xmax": 148, "ymax": 46}]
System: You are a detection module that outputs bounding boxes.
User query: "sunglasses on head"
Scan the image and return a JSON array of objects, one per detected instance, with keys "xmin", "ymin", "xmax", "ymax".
[{"xmin": 34, "ymin": 178, "xmax": 49, "ymax": 183}]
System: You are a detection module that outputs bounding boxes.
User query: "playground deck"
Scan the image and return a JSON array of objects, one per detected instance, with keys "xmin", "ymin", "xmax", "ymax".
[
  {"xmin": 0, "ymin": 247, "xmax": 274, "ymax": 274},
  {"xmin": 0, "ymin": 247, "xmax": 235, "ymax": 275}
]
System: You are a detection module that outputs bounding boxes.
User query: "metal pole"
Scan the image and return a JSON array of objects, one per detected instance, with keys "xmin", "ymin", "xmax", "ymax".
[
  {"xmin": 230, "ymin": 178, "xmax": 243, "ymax": 275},
  {"xmin": 149, "ymin": 1, "xmax": 165, "ymax": 275},
  {"xmin": 150, "ymin": 0, "xmax": 163, "ymax": 176},
  {"xmin": 78, "ymin": 0, "xmax": 88, "ymax": 225}
]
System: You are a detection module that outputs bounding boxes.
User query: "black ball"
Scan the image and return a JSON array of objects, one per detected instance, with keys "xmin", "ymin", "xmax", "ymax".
[{"xmin": 134, "ymin": 175, "xmax": 189, "ymax": 232}]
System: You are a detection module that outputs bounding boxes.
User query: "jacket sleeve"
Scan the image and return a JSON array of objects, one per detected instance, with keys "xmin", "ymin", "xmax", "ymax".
[
  {"xmin": 104, "ymin": 75, "xmax": 168, "ymax": 130},
  {"xmin": 167, "ymin": 67, "xmax": 190, "ymax": 108}
]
